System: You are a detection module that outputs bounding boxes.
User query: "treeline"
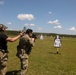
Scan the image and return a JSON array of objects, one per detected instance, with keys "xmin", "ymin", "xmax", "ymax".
[
  {"xmin": 6, "ymin": 30, "xmax": 76, "ymax": 38},
  {"xmin": 6, "ymin": 30, "xmax": 19, "ymax": 35},
  {"xmin": 34, "ymin": 32, "xmax": 76, "ymax": 38}
]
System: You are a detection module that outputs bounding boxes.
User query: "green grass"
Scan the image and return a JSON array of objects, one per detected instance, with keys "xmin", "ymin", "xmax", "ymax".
[{"xmin": 6, "ymin": 37, "xmax": 76, "ymax": 75}]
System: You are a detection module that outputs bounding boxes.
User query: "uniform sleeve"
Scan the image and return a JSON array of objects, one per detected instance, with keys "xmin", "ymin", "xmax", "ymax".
[
  {"xmin": 23, "ymin": 35, "xmax": 34, "ymax": 46},
  {"xmin": 2, "ymin": 34, "xmax": 8, "ymax": 40}
]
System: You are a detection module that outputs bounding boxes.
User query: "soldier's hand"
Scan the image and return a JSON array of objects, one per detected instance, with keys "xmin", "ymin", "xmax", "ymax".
[
  {"xmin": 19, "ymin": 31, "xmax": 24, "ymax": 36},
  {"xmin": 32, "ymin": 38, "xmax": 35, "ymax": 41}
]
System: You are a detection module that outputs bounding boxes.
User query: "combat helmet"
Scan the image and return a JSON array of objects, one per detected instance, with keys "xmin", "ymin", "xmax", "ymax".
[{"xmin": 0, "ymin": 24, "xmax": 7, "ymax": 31}]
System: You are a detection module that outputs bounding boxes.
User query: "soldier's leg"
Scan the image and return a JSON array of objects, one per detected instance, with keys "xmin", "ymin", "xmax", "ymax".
[
  {"xmin": 0, "ymin": 52, "xmax": 8, "ymax": 75},
  {"xmin": 0, "ymin": 66, "xmax": 7, "ymax": 75},
  {"xmin": 20, "ymin": 53, "xmax": 28, "ymax": 75},
  {"xmin": 20, "ymin": 58, "xmax": 28, "ymax": 75}
]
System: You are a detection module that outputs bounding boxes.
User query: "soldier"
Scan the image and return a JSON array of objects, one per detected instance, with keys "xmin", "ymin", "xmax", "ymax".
[
  {"xmin": 0, "ymin": 24, "xmax": 23, "ymax": 75},
  {"xmin": 16, "ymin": 29, "xmax": 35, "ymax": 75}
]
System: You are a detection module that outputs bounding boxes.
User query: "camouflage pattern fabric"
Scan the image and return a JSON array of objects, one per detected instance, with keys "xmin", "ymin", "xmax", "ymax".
[
  {"xmin": 17, "ymin": 48, "xmax": 29, "ymax": 75},
  {"xmin": 16, "ymin": 34, "xmax": 33, "ymax": 75},
  {"xmin": 0, "ymin": 50, "xmax": 8, "ymax": 75},
  {"xmin": 20, "ymin": 49, "xmax": 28, "ymax": 75}
]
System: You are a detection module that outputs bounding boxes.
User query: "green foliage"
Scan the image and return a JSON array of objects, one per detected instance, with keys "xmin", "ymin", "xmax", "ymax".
[
  {"xmin": 6, "ymin": 36, "xmax": 76, "ymax": 75},
  {"xmin": 6, "ymin": 30, "xmax": 76, "ymax": 38},
  {"xmin": 6, "ymin": 30, "xmax": 19, "ymax": 36}
]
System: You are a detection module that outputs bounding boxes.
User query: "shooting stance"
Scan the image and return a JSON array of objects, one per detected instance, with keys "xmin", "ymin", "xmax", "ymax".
[
  {"xmin": 16, "ymin": 29, "xmax": 36, "ymax": 75},
  {"xmin": 0, "ymin": 24, "xmax": 23, "ymax": 75},
  {"xmin": 54, "ymin": 35, "xmax": 61, "ymax": 54}
]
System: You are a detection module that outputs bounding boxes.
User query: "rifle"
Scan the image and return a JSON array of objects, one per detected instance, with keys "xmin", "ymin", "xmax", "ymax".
[
  {"xmin": 31, "ymin": 34, "xmax": 37, "ymax": 42},
  {"xmin": 22, "ymin": 27, "xmax": 26, "ymax": 33}
]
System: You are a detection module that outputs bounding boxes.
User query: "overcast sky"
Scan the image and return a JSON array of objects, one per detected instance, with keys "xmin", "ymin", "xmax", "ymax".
[{"xmin": 0, "ymin": 0, "xmax": 76, "ymax": 34}]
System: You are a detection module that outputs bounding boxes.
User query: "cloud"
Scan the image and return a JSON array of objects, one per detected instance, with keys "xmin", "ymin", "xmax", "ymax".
[
  {"xmin": 0, "ymin": 1, "xmax": 4, "ymax": 5},
  {"xmin": 24, "ymin": 23, "xmax": 29, "ymax": 26},
  {"xmin": 17, "ymin": 14, "xmax": 35, "ymax": 21},
  {"xmin": 30, "ymin": 24, "xmax": 35, "ymax": 26},
  {"xmin": 7, "ymin": 22, "xmax": 12, "ymax": 25},
  {"xmin": 47, "ymin": 19, "xmax": 60, "ymax": 25},
  {"xmin": 54, "ymin": 25, "xmax": 62, "ymax": 29},
  {"xmin": 69, "ymin": 27, "xmax": 76, "ymax": 31},
  {"xmin": 48, "ymin": 12, "xmax": 52, "ymax": 14},
  {"xmin": 24, "ymin": 23, "xmax": 35, "ymax": 27}
]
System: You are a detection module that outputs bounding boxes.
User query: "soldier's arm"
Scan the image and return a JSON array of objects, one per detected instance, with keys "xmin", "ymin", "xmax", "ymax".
[
  {"xmin": 25, "ymin": 35, "xmax": 35, "ymax": 45},
  {"xmin": 6, "ymin": 32, "xmax": 23, "ymax": 42},
  {"xmin": 29, "ymin": 38, "xmax": 35, "ymax": 46}
]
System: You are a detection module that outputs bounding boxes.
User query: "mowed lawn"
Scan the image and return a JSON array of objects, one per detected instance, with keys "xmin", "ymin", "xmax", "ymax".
[{"xmin": 6, "ymin": 36, "xmax": 76, "ymax": 75}]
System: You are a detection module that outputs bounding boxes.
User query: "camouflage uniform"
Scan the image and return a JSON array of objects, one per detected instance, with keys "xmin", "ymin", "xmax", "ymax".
[
  {"xmin": 0, "ymin": 24, "xmax": 8, "ymax": 75},
  {"xmin": 16, "ymin": 34, "xmax": 34, "ymax": 75},
  {"xmin": 0, "ymin": 50, "xmax": 8, "ymax": 75}
]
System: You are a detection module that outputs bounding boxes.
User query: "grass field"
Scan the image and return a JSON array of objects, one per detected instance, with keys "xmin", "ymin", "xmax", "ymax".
[{"xmin": 6, "ymin": 36, "xmax": 76, "ymax": 75}]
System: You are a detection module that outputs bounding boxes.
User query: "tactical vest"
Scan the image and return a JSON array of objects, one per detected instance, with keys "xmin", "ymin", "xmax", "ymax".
[{"xmin": 18, "ymin": 34, "xmax": 33, "ymax": 50}]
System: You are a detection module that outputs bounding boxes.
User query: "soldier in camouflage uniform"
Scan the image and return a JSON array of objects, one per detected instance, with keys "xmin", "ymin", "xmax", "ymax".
[
  {"xmin": 0, "ymin": 24, "xmax": 23, "ymax": 75},
  {"xmin": 16, "ymin": 29, "xmax": 35, "ymax": 75}
]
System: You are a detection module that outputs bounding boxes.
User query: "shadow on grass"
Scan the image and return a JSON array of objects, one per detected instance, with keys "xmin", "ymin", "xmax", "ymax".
[
  {"xmin": 6, "ymin": 70, "xmax": 20, "ymax": 75},
  {"xmin": 48, "ymin": 52, "xmax": 61, "ymax": 55}
]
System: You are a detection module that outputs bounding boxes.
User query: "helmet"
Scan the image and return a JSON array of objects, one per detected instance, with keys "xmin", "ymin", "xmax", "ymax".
[
  {"xmin": 0, "ymin": 24, "xmax": 7, "ymax": 31},
  {"xmin": 26, "ymin": 29, "xmax": 33, "ymax": 34}
]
